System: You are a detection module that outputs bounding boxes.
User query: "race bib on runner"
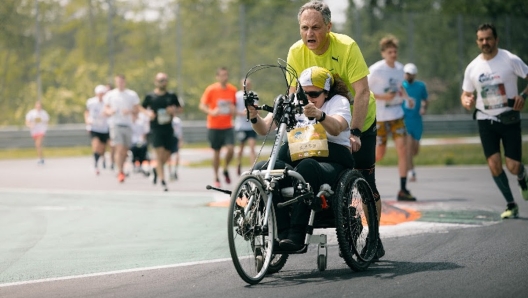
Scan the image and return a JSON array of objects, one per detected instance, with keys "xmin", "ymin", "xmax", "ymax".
[
  {"xmin": 157, "ymin": 108, "xmax": 171, "ymax": 124},
  {"xmin": 481, "ymin": 83, "xmax": 507, "ymax": 110},
  {"xmin": 287, "ymin": 123, "xmax": 329, "ymax": 161},
  {"xmin": 217, "ymin": 100, "xmax": 231, "ymax": 115}
]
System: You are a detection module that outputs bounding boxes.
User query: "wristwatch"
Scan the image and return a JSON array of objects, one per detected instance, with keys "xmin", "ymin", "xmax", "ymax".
[
  {"xmin": 521, "ymin": 92, "xmax": 527, "ymax": 101},
  {"xmin": 350, "ymin": 128, "xmax": 362, "ymax": 138},
  {"xmin": 318, "ymin": 111, "xmax": 326, "ymax": 122}
]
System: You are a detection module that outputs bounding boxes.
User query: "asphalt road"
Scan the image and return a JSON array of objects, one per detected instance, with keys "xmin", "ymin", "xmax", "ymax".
[{"xmin": 0, "ymin": 150, "xmax": 527, "ymax": 297}]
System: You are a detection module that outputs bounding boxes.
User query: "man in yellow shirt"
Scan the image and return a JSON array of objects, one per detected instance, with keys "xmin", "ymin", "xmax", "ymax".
[{"xmin": 287, "ymin": 0, "xmax": 384, "ymax": 261}]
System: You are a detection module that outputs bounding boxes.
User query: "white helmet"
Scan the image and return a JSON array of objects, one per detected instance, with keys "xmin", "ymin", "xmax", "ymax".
[{"xmin": 403, "ymin": 63, "xmax": 418, "ymax": 75}]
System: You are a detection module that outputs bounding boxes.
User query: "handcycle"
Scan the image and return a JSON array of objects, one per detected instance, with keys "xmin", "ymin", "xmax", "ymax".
[{"xmin": 207, "ymin": 61, "xmax": 379, "ymax": 285}]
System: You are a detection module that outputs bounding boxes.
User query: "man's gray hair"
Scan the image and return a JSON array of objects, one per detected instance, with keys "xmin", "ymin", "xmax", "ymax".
[{"xmin": 298, "ymin": 1, "xmax": 332, "ymax": 25}]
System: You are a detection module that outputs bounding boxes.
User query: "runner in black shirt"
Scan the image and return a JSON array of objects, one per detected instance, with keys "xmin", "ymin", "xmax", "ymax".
[{"xmin": 142, "ymin": 72, "xmax": 182, "ymax": 191}]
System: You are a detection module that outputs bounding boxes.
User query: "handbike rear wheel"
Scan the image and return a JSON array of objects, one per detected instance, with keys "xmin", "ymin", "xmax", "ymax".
[
  {"xmin": 333, "ymin": 169, "xmax": 379, "ymax": 271},
  {"xmin": 228, "ymin": 175, "xmax": 275, "ymax": 284}
]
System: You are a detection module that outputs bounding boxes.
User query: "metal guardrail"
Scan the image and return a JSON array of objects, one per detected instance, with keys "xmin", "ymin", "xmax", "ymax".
[{"xmin": 2, "ymin": 115, "xmax": 528, "ymax": 149}]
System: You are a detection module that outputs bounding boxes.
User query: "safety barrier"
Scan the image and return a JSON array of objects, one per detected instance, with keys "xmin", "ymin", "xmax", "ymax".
[{"xmin": 2, "ymin": 115, "xmax": 527, "ymax": 149}]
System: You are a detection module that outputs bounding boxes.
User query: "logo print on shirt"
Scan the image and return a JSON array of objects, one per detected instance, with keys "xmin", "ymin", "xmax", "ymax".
[
  {"xmin": 478, "ymin": 72, "xmax": 500, "ymax": 83},
  {"xmin": 332, "ymin": 56, "xmax": 339, "ymax": 62}
]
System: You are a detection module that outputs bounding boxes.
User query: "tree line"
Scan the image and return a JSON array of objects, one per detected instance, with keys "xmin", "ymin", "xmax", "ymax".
[{"xmin": 1, "ymin": 0, "xmax": 527, "ymax": 126}]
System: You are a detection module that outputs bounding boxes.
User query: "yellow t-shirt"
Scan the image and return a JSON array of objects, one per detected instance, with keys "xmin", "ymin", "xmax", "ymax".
[{"xmin": 286, "ymin": 32, "xmax": 376, "ymax": 132}]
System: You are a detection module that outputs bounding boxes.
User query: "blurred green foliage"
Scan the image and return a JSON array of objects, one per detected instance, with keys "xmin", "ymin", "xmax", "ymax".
[{"xmin": 1, "ymin": 0, "xmax": 527, "ymax": 126}]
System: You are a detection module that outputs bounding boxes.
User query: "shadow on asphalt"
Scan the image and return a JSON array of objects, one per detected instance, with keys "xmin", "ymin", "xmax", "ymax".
[{"xmin": 252, "ymin": 260, "xmax": 463, "ymax": 287}]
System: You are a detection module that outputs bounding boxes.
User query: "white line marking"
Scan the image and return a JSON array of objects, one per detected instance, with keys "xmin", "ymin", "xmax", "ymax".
[
  {"xmin": 0, "ymin": 258, "xmax": 232, "ymax": 288},
  {"xmin": 0, "ymin": 187, "xmax": 214, "ymax": 197}
]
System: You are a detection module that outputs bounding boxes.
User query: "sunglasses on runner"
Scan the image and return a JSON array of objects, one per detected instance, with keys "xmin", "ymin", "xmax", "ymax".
[{"xmin": 303, "ymin": 90, "xmax": 325, "ymax": 98}]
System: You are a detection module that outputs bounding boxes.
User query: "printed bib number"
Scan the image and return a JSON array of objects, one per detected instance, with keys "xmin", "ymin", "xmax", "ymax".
[
  {"xmin": 217, "ymin": 100, "xmax": 231, "ymax": 115},
  {"xmin": 157, "ymin": 108, "xmax": 171, "ymax": 124},
  {"xmin": 287, "ymin": 123, "xmax": 328, "ymax": 161},
  {"xmin": 481, "ymin": 83, "xmax": 507, "ymax": 110}
]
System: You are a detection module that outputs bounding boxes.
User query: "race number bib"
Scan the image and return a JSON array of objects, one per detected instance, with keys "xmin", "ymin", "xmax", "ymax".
[
  {"xmin": 217, "ymin": 100, "xmax": 231, "ymax": 115},
  {"xmin": 157, "ymin": 108, "xmax": 171, "ymax": 125},
  {"xmin": 481, "ymin": 83, "xmax": 507, "ymax": 110},
  {"xmin": 287, "ymin": 123, "xmax": 328, "ymax": 162}
]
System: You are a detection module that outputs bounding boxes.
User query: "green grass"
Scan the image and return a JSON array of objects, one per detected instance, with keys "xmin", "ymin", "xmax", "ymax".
[
  {"xmin": 187, "ymin": 142, "xmax": 528, "ymax": 167},
  {"xmin": 0, "ymin": 146, "xmax": 93, "ymax": 160}
]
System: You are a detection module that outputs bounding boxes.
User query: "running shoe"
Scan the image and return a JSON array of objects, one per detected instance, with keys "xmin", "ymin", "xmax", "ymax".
[
  {"xmin": 374, "ymin": 238, "xmax": 385, "ymax": 261},
  {"xmin": 214, "ymin": 179, "xmax": 221, "ymax": 188},
  {"xmin": 118, "ymin": 172, "xmax": 125, "ymax": 183},
  {"xmin": 518, "ymin": 173, "xmax": 528, "ymax": 201},
  {"xmin": 500, "ymin": 204, "xmax": 519, "ymax": 219},
  {"xmin": 94, "ymin": 167, "xmax": 100, "ymax": 175},
  {"xmin": 161, "ymin": 180, "xmax": 168, "ymax": 192},
  {"xmin": 360, "ymin": 237, "xmax": 385, "ymax": 262},
  {"xmin": 397, "ymin": 189, "xmax": 416, "ymax": 201},
  {"xmin": 223, "ymin": 170, "xmax": 231, "ymax": 184}
]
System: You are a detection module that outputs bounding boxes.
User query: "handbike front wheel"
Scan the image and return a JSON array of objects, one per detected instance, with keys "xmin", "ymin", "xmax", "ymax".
[
  {"xmin": 227, "ymin": 175, "xmax": 275, "ymax": 284},
  {"xmin": 334, "ymin": 169, "xmax": 379, "ymax": 271}
]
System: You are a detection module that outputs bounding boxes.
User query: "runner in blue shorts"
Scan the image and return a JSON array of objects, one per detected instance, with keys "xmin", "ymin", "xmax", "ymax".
[{"xmin": 402, "ymin": 63, "xmax": 428, "ymax": 182}]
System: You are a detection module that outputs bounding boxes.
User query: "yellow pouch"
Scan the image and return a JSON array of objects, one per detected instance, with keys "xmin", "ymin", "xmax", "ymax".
[{"xmin": 287, "ymin": 123, "xmax": 329, "ymax": 161}]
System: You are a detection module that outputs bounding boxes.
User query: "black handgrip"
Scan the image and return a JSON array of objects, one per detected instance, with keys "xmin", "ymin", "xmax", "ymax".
[
  {"xmin": 296, "ymin": 87, "xmax": 314, "ymax": 120},
  {"xmin": 206, "ymin": 184, "xmax": 232, "ymax": 195},
  {"xmin": 244, "ymin": 91, "xmax": 259, "ymax": 122}
]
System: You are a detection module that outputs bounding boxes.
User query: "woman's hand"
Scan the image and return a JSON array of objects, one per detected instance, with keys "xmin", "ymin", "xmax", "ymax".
[{"xmin": 247, "ymin": 105, "xmax": 259, "ymax": 119}]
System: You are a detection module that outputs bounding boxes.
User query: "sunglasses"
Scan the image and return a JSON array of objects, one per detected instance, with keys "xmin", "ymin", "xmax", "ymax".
[
  {"xmin": 303, "ymin": 90, "xmax": 325, "ymax": 98},
  {"xmin": 157, "ymin": 78, "xmax": 167, "ymax": 82}
]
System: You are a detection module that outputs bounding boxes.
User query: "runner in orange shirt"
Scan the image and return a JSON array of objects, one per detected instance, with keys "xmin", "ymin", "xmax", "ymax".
[{"xmin": 199, "ymin": 67, "xmax": 237, "ymax": 187}]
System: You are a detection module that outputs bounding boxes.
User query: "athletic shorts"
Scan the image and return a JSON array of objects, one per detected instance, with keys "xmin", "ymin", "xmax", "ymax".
[
  {"xmin": 90, "ymin": 131, "xmax": 110, "ymax": 143},
  {"xmin": 404, "ymin": 118, "xmax": 423, "ymax": 141},
  {"xmin": 376, "ymin": 118, "xmax": 407, "ymax": 146},
  {"xmin": 478, "ymin": 119, "xmax": 522, "ymax": 161},
  {"xmin": 109, "ymin": 125, "xmax": 132, "ymax": 148},
  {"xmin": 208, "ymin": 128, "xmax": 234, "ymax": 150},
  {"xmin": 236, "ymin": 129, "xmax": 257, "ymax": 143},
  {"xmin": 130, "ymin": 143, "xmax": 149, "ymax": 163},
  {"xmin": 352, "ymin": 121, "xmax": 380, "ymax": 201},
  {"xmin": 149, "ymin": 130, "xmax": 176, "ymax": 151}
]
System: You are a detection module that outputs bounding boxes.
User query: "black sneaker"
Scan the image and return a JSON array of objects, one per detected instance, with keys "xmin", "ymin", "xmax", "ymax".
[
  {"xmin": 223, "ymin": 170, "xmax": 231, "ymax": 184},
  {"xmin": 374, "ymin": 238, "xmax": 385, "ymax": 261},
  {"xmin": 397, "ymin": 189, "xmax": 416, "ymax": 201},
  {"xmin": 360, "ymin": 237, "xmax": 385, "ymax": 262},
  {"xmin": 161, "ymin": 180, "xmax": 168, "ymax": 192}
]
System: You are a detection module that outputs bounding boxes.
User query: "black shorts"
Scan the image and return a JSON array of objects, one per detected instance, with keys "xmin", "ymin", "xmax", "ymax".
[
  {"xmin": 208, "ymin": 128, "xmax": 234, "ymax": 150},
  {"xmin": 478, "ymin": 119, "xmax": 522, "ymax": 160},
  {"xmin": 90, "ymin": 131, "xmax": 110, "ymax": 143},
  {"xmin": 130, "ymin": 143, "xmax": 149, "ymax": 163},
  {"xmin": 149, "ymin": 130, "xmax": 176, "ymax": 151},
  {"xmin": 236, "ymin": 130, "xmax": 257, "ymax": 143},
  {"xmin": 353, "ymin": 121, "xmax": 376, "ymax": 170}
]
